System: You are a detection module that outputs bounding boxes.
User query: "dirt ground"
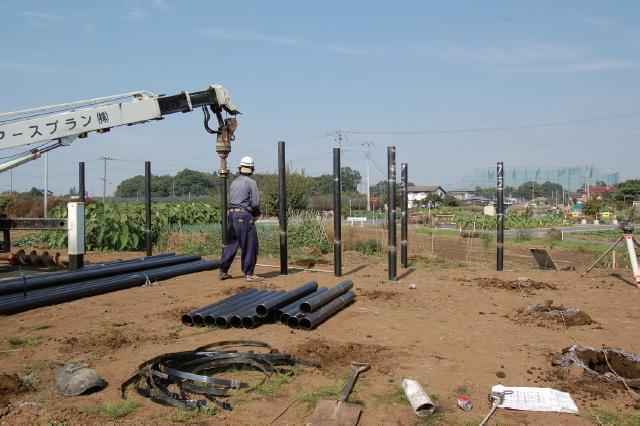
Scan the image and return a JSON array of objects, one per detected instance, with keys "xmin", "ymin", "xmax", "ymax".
[{"xmin": 1, "ymin": 249, "xmax": 639, "ymax": 425}]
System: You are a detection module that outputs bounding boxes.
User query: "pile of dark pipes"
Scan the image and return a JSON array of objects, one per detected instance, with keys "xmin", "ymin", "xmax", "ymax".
[
  {"xmin": 182, "ymin": 280, "xmax": 355, "ymax": 330},
  {"xmin": 120, "ymin": 340, "xmax": 319, "ymax": 411},
  {"xmin": 0, "ymin": 249, "xmax": 68, "ymax": 267},
  {"xmin": 0, "ymin": 253, "xmax": 221, "ymax": 315}
]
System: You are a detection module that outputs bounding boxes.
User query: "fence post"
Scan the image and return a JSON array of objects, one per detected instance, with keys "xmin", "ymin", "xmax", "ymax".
[
  {"xmin": 497, "ymin": 161, "xmax": 504, "ymax": 271},
  {"xmin": 278, "ymin": 141, "xmax": 288, "ymax": 275},
  {"xmin": 388, "ymin": 146, "xmax": 397, "ymax": 281},
  {"xmin": 333, "ymin": 148, "xmax": 342, "ymax": 277},
  {"xmin": 145, "ymin": 161, "xmax": 152, "ymax": 256},
  {"xmin": 401, "ymin": 162, "xmax": 408, "ymax": 268}
]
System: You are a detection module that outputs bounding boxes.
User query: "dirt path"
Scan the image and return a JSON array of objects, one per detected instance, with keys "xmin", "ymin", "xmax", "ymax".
[{"xmin": 1, "ymin": 251, "xmax": 639, "ymax": 425}]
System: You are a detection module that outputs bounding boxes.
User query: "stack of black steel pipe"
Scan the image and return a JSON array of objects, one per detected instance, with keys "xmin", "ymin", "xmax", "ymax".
[
  {"xmin": 182, "ymin": 279, "xmax": 356, "ymax": 331},
  {"xmin": 0, "ymin": 254, "xmax": 221, "ymax": 315}
]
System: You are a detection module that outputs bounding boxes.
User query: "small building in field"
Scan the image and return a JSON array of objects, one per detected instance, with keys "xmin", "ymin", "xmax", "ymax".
[
  {"xmin": 447, "ymin": 188, "xmax": 475, "ymax": 201},
  {"xmin": 407, "ymin": 185, "xmax": 446, "ymax": 208}
]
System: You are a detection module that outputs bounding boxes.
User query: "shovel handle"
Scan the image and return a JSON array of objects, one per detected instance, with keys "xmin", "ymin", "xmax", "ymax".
[{"xmin": 339, "ymin": 361, "xmax": 371, "ymax": 402}]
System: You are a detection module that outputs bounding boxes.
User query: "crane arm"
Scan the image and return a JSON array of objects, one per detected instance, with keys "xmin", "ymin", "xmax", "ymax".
[{"xmin": 0, "ymin": 85, "xmax": 239, "ymax": 173}]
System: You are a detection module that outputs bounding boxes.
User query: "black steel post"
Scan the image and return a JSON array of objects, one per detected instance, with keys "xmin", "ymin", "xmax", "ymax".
[
  {"xmin": 79, "ymin": 162, "xmax": 85, "ymax": 203},
  {"xmin": 333, "ymin": 147, "xmax": 342, "ymax": 277},
  {"xmin": 69, "ymin": 162, "xmax": 86, "ymax": 270},
  {"xmin": 400, "ymin": 162, "xmax": 408, "ymax": 268},
  {"xmin": 497, "ymin": 161, "xmax": 504, "ymax": 271},
  {"xmin": 220, "ymin": 175, "xmax": 228, "ymax": 251},
  {"xmin": 388, "ymin": 146, "xmax": 397, "ymax": 281},
  {"xmin": 145, "ymin": 161, "xmax": 152, "ymax": 256},
  {"xmin": 278, "ymin": 141, "xmax": 288, "ymax": 275}
]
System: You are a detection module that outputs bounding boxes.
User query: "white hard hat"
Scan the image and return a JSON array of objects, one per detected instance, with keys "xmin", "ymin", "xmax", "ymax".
[{"xmin": 239, "ymin": 156, "xmax": 255, "ymax": 168}]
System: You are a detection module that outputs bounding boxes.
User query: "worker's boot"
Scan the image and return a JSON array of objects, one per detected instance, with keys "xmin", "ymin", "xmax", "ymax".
[
  {"xmin": 245, "ymin": 274, "xmax": 264, "ymax": 282},
  {"xmin": 219, "ymin": 271, "xmax": 232, "ymax": 280}
]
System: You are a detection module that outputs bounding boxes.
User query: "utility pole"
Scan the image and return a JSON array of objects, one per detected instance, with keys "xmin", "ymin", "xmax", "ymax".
[
  {"xmin": 98, "ymin": 157, "xmax": 113, "ymax": 203},
  {"xmin": 334, "ymin": 128, "xmax": 344, "ymax": 149},
  {"xmin": 44, "ymin": 152, "xmax": 48, "ymax": 218},
  {"xmin": 361, "ymin": 141, "xmax": 374, "ymax": 211},
  {"xmin": 10, "ymin": 169, "xmax": 12, "ymax": 194}
]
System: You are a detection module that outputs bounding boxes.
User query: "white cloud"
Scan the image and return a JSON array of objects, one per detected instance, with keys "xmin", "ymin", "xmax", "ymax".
[
  {"xmin": 0, "ymin": 61, "xmax": 61, "ymax": 72},
  {"xmin": 200, "ymin": 28, "xmax": 303, "ymax": 46},
  {"xmin": 431, "ymin": 42, "xmax": 585, "ymax": 64},
  {"xmin": 510, "ymin": 60, "xmax": 640, "ymax": 74},
  {"xmin": 200, "ymin": 28, "xmax": 383, "ymax": 56},
  {"xmin": 17, "ymin": 10, "xmax": 65, "ymax": 28},
  {"xmin": 584, "ymin": 17, "xmax": 615, "ymax": 29}
]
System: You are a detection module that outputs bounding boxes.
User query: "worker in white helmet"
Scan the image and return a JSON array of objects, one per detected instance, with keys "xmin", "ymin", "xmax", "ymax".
[{"xmin": 219, "ymin": 156, "xmax": 264, "ymax": 282}]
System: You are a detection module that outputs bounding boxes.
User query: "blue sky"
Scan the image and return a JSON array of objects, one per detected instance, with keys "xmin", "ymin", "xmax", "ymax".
[{"xmin": 1, "ymin": 0, "xmax": 639, "ymax": 195}]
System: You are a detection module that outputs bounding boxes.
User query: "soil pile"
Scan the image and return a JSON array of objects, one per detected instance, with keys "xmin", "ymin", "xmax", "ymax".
[
  {"xmin": 474, "ymin": 277, "xmax": 557, "ymax": 295},
  {"xmin": 552, "ymin": 345, "xmax": 640, "ymax": 388},
  {"xmin": 511, "ymin": 302, "xmax": 594, "ymax": 327},
  {"xmin": 0, "ymin": 374, "xmax": 24, "ymax": 408},
  {"xmin": 292, "ymin": 338, "xmax": 391, "ymax": 374}
]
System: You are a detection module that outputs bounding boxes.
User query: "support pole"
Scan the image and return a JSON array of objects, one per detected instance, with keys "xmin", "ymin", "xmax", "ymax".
[
  {"xmin": 220, "ymin": 174, "xmax": 228, "ymax": 252},
  {"xmin": 497, "ymin": 161, "xmax": 504, "ymax": 271},
  {"xmin": 333, "ymin": 147, "xmax": 342, "ymax": 277},
  {"xmin": 401, "ymin": 163, "xmax": 408, "ymax": 268},
  {"xmin": 145, "ymin": 161, "xmax": 152, "ymax": 257},
  {"xmin": 388, "ymin": 146, "xmax": 397, "ymax": 281},
  {"xmin": 278, "ymin": 141, "xmax": 288, "ymax": 275},
  {"xmin": 68, "ymin": 162, "xmax": 85, "ymax": 270}
]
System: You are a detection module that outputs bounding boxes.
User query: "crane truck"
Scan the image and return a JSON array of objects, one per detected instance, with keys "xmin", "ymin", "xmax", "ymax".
[{"xmin": 0, "ymin": 85, "xmax": 239, "ymax": 269}]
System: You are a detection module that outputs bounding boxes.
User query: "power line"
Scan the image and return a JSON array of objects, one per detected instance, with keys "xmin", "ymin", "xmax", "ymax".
[{"xmin": 347, "ymin": 111, "xmax": 640, "ymax": 135}]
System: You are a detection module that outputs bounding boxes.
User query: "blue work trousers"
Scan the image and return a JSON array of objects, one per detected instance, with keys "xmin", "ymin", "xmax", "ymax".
[{"xmin": 220, "ymin": 211, "xmax": 259, "ymax": 275}]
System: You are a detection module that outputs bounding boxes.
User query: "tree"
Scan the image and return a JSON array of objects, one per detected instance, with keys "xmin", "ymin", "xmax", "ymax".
[
  {"xmin": 442, "ymin": 194, "xmax": 459, "ymax": 206},
  {"xmin": 615, "ymin": 179, "xmax": 640, "ymax": 203},
  {"xmin": 340, "ymin": 167, "xmax": 362, "ymax": 193},
  {"xmin": 254, "ymin": 172, "xmax": 311, "ymax": 216},
  {"xmin": 583, "ymin": 197, "xmax": 603, "ymax": 218},
  {"xmin": 114, "ymin": 169, "xmax": 218, "ymax": 197}
]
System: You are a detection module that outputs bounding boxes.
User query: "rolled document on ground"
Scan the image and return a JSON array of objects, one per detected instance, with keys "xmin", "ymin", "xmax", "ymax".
[{"xmin": 402, "ymin": 378, "xmax": 436, "ymax": 417}]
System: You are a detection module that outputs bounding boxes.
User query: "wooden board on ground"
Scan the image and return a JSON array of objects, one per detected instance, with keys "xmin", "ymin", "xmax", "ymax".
[{"xmin": 530, "ymin": 248, "xmax": 558, "ymax": 270}]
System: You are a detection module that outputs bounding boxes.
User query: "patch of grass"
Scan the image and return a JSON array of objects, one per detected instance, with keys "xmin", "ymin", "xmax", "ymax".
[
  {"xmin": 354, "ymin": 239, "xmax": 381, "ymax": 256},
  {"xmin": 591, "ymin": 407, "xmax": 640, "ymax": 426},
  {"xmin": 415, "ymin": 409, "xmax": 447, "ymax": 425},
  {"xmin": 372, "ymin": 388, "xmax": 408, "ymax": 406},
  {"xmin": 6, "ymin": 335, "xmax": 41, "ymax": 348},
  {"xmin": 253, "ymin": 372, "xmax": 294, "ymax": 398},
  {"xmin": 296, "ymin": 382, "xmax": 343, "ymax": 412},
  {"xmin": 168, "ymin": 408, "xmax": 200, "ymax": 423},
  {"xmin": 32, "ymin": 324, "xmax": 52, "ymax": 331},
  {"xmin": 88, "ymin": 401, "xmax": 139, "ymax": 420},
  {"xmin": 514, "ymin": 229, "xmax": 533, "ymax": 242}
]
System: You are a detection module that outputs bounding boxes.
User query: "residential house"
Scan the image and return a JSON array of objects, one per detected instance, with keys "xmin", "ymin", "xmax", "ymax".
[{"xmin": 407, "ymin": 185, "xmax": 446, "ymax": 208}]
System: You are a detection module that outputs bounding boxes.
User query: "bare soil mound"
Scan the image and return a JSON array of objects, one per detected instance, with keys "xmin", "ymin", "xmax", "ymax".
[
  {"xmin": 160, "ymin": 305, "xmax": 198, "ymax": 320},
  {"xmin": 358, "ymin": 289, "xmax": 400, "ymax": 301},
  {"xmin": 0, "ymin": 374, "xmax": 25, "ymax": 408},
  {"xmin": 292, "ymin": 338, "xmax": 391, "ymax": 374},
  {"xmin": 474, "ymin": 277, "xmax": 557, "ymax": 295},
  {"xmin": 511, "ymin": 302, "xmax": 594, "ymax": 327}
]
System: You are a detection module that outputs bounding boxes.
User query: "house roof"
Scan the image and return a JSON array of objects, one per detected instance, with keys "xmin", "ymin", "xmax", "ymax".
[
  {"xmin": 447, "ymin": 188, "xmax": 475, "ymax": 193},
  {"xmin": 407, "ymin": 185, "xmax": 445, "ymax": 193},
  {"xmin": 589, "ymin": 186, "xmax": 616, "ymax": 194}
]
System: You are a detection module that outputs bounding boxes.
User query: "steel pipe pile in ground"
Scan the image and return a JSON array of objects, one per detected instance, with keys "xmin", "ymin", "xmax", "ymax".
[
  {"xmin": 299, "ymin": 280, "xmax": 353, "ymax": 314},
  {"xmin": 298, "ymin": 290, "xmax": 356, "ymax": 330},
  {"xmin": 0, "ymin": 259, "xmax": 221, "ymax": 315},
  {"xmin": 0, "ymin": 253, "xmax": 190, "ymax": 296},
  {"xmin": 255, "ymin": 281, "xmax": 318, "ymax": 317}
]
